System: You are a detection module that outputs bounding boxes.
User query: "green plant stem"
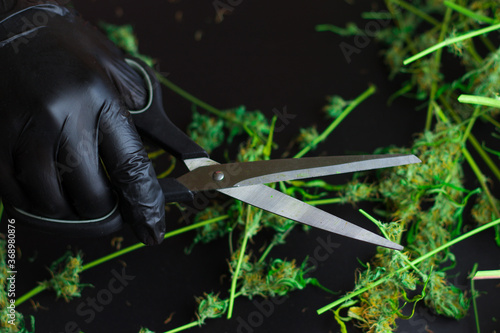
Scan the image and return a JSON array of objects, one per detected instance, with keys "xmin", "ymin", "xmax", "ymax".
[
  {"xmin": 83, "ymin": 215, "xmax": 229, "ymax": 271},
  {"xmin": 155, "ymin": 73, "xmax": 264, "ymax": 144},
  {"xmin": 264, "ymin": 115, "xmax": 277, "ymax": 159},
  {"xmin": 317, "ymin": 217, "xmax": 500, "ymax": 315},
  {"xmin": 258, "ymin": 225, "xmax": 295, "ymax": 264},
  {"xmin": 385, "ymin": 0, "xmax": 423, "ymax": 56},
  {"xmin": 389, "ymin": 0, "xmax": 440, "ymax": 26},
  {"xmin": 458, "ymin": 94, "xmax": 500, "ymax": 109},
  {"xmin": 435, "ymin": 99, "xmax": 500, "ymax": 240},
  {"xmin": 453, "ymin": 106, "xmax": 500, "ymax": 215},
  {"xmin": 403, "ymin": 22, "xmax": 500, "ymax": 65},
  {"xmin": 164, "ymin": 321, "xmax": 199, "ymax": 333},
  {"xmin": 388, "ymin": 83, "xmax": 414, "ymax": 105},
  {"xmin": 440, "ymin": 95, "xmax": 500, "ymax": 183},
  {"xmin": 294, "ymin": 85, "xmax": 376, "ymax": 158},
  {"xmin": 15, "ymin": 285, "xmax": 46, "ymax": 306},
  {"xmin": 440, "ymin": 95, "xmax": 500, "ymax": 228},
  {"xmin": 466, "ymin": 134, "xmax": 500, "ymax": 183},
  {"xmin": 227, "ymin": 206, "xmax": 251, "ymax": 319},
  {"xmin": 359, "ymin": 209, "xmax": 427, "ymax": 280},
  {"xmin": 16, "ymin": 215, "xmax": 229, "ymax": 306},
  {"xmin": 479, "ymin": 33, "xmax": 497, "ymax": 53},
  {"xmin": 466, "ymin": 41, "xmax": 484, "ymax": 64},
  {"xmin": 444, "ymin": 1, "xmax": 498, "ymax": 25},
  {"xmin": 474, "ymin": 269, "xmax": 500, "ymax": 279},
  {"xmin": 304, "ymin": 198, "xmax": 344, "ymax": 206},
  {"xmin": 462, "ymin": 148, "xmax": 500, "ymax": 220},
  {"xmin": 425, "ymin": 5, "xmax": 452, "ymax": 131},
  {"xmin": 471, "ymin": 269, "xmax": 500, "ymax": 333},
  {"xmin": 469, "ymin": 263, "xmax": 480, "ymax": 333},
  {"xmin": 315, "ymin": 24, "xmax": 363, "ymax": 36},
  {"xmin": 461, "ymin": 106, "xmax": 481, "ymax": 146},
  {"xmin": 482, "ymin": 114, "xmax": 500, "ymax": 129}
]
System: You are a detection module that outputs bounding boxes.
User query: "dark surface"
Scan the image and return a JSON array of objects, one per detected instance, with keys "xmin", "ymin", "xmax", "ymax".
[{"xmin": 4, "ymin": 1, "xmax": 500, "ymax": 332}]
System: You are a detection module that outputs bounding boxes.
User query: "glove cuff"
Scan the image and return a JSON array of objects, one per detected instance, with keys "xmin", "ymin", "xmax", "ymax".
[{"xmin": 4, "ymin": 201, "xmax": 124, "ymax": 237}]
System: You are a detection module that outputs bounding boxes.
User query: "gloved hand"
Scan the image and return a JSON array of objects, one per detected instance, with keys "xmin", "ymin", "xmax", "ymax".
[{"xmin": 0, "ymin": 1, "xmax": 166, "ymax": 245}]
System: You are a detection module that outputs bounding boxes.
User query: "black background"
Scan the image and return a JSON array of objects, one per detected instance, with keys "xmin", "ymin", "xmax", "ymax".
[{"xmin": 4, "ymin": 0, "xmax": 500, "ymax": 332}]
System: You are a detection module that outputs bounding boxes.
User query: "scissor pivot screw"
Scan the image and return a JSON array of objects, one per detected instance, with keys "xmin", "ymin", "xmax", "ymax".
[{"xmin": 212, "ymin": 171, "xmax": 225, "ymax": 181}]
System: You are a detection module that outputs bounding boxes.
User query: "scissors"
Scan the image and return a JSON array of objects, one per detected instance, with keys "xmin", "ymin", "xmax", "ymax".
[{"xmin": 6, "ymin": 59, "xmax": 420, "ymax": 250}]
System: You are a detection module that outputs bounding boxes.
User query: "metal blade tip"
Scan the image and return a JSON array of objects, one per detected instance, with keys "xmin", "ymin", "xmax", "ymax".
[
  {"xmin": 408, "ymin": 154, "xmax": 422, "ymax": 164},
  {"xmin": 386, "ymin": 242, "xmax": 404, "ymax": 251},
  {"xmin": 366, "ymin": 233, "xmax": 404, "ymax": 250}
]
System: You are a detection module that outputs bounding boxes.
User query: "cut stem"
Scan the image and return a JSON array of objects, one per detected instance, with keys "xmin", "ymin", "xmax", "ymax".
[
  {"xmin": 473, "ymin": 269, "xmax": 500, "ymax": 280},
  {"xmin": 227, "ymin": 206, "xmax": 251, "ymax": 319},
  {"xmin": 317, "ymin": 217, "xmax": 500, "ymax": 314},
  {"xmin": 403, "ymin": 22, "xmax": 500, "ymax": 65},
  {"xmin": 84, "ymin": 215, "xmax": 229, "ymax": 271},
  {"xmin": 444, "ymin": 1, "xmax": 498, "ymax": 25},
  {"xmin": 389, "ymin": 0, "xmax": 440, "ymax": 26},
  {"xmin": 16, "ymin": 215, "xmax": 229, "ymax": 306},
  {"xmin": 163, "ymin": 321, "xmax": 199, "ymax": 333},
  {"xmin": 294, "ymin": 85, "xmax": 376, "ymax": 158},
  {"xmin": 15, "ymin": 285, "xmax": 46, "ymax": 307},
  {"xmin": 304, "ymin": 198, "xmax": 344, "ymax": 206},
  {"xmin": 258, "ymin": 225, "xmax": 295, "ymax": 264},
  {"xmin": 470, "ymin": 263, "xmax": 480, "ymax": 333},
  {"xmin": 155, "ymin": 73, "xmax": 264, "ymax": 144},
  {"xmin": 425, "ymin": 5, "xmax": 452, "ymax": 131},
  {"xmin": 458, "ymin": 94, "xmax": 500, "ymax": 109},
  {"xmin": 462, "ymin": 148, "xmax": 500, "ymax": 219},
  {"xmin": 440, "ymin": 95, "xmax": 500, "ymax": 183},
  {"xmin": 359, "ymin": 209, "xmax": 427, "ymax": 280}
]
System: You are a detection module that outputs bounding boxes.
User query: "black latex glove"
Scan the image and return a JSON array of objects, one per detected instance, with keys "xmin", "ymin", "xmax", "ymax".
[{"xmin": 0, "ymin": 1, "xmax": 166, "ymax": 245}]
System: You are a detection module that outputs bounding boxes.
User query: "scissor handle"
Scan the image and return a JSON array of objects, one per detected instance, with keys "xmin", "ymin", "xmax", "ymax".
[
  {"xmin": 4, "ymin": 59, "xmax": 203, "ymax": 239},
  {"xmin": 126, "ymin": 58, "xmax": 209, "ymax": 160}
]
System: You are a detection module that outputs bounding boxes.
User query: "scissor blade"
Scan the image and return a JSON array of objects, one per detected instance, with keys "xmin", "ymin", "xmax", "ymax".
[
  {"xmin": 183, "ymin": 158, "xmax": 403, "ymax": 250},
  {"xmin": 218, "ymin": 184, "xmax": 403, "ymax": 250},
  {"xmin": 179, "ymin": 154, "xmax": 420, "ymax": 191},
  {"xmin": 235, "ymin": 154, "xmax": 420, "ymax": 186}
]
